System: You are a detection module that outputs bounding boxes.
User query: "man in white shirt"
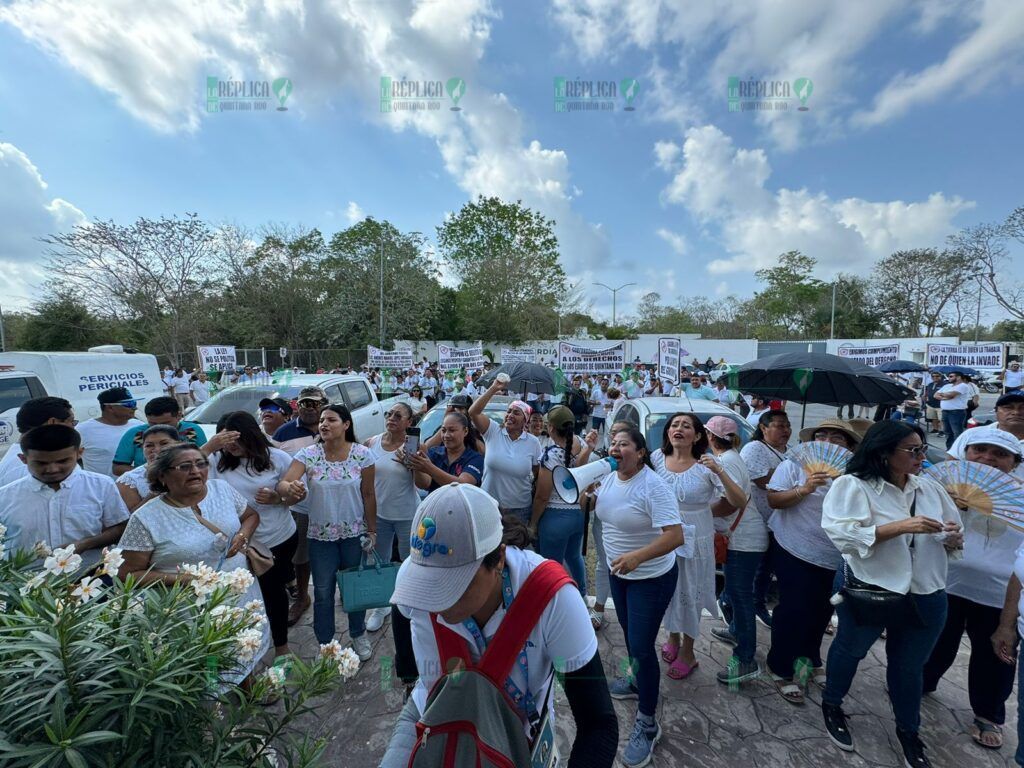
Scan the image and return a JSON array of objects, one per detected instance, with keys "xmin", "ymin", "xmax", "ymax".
[
  {"xmin": 935, "ymin": 372, "xmax": 972, "ymax": 449},
  {"xmin": 190, "ymin": 372, "xmax": 211, "ymax": 404},
  {"xmin": 948, "ymin": 392, "xmax": 1024, "ymax": 479},
  {"xmin": 713, "ymin": 379, "xmax": 736, "ymax": 410},
  {"xmin": 746, "ymin": 395, "xmax": 770, "ymax": 427},
  {"xmin": 75, "ymin": 387, "xmax": 144, "ymax": 477},
  {"xmin": 1003, "ymin": 361, "xmax": 1024, "ymax": 395},
  {"xmin": 0, "ymin": 424, "xmax": 129, "ymax": 571},
  {"xmin": 0, "ymin": 397, "xmax": 77, "ymax": 487}
]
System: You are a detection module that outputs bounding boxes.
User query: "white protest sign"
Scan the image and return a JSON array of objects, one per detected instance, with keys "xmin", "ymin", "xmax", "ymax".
[
  {"xmin": 926, "ymin": 343, "xmax": 1005, "ymax": 373},
  {"xmin": 557, "ymin": 341, "xmax": 625, "ymax": 375},
  {"xmin": 367, "ymin": 345, "xmax": 414, "ymax": 370},
  {"xmin": 658, "ymin": 338, "xmax": 680, "ymax": 384},
  {"xmin": 439, "ymin": 343, "xmax": 485, "ymax": 371},
  {"xmin": 198, "ymin": 345, "xmax": 237, "ymax": 373},
  {"xmin": 837, "ymin": 344, "xmax": 900, "ymax": 368},
  {"xmin": 501, "ymin": 347, "xmax": 536, "ymax": 363}
]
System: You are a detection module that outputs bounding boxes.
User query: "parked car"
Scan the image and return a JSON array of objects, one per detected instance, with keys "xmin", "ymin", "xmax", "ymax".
[
  {"xmin": 611, "ymin": 396, "xmax": 755, "ymax": 448},
  {"xmin": 416, "ymin": 395, "xmax": 512, "ymax": 440},
  {"xmin": 187, "ymin": 374, "xmax": 385, "ymax": 442}
]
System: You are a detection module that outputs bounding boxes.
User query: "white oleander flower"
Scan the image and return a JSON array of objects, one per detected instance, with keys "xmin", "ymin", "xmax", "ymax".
[
  {"xmin": 44, "ymin": 545, "xmax": 82, "ymax": 576},
  {"xmin": 242, "ymin": 599, "xmax": 267, "ymax": 626},
  {"xmin": 220, "ymin": 568, "xmax": 254, "ymax": 595},
  {"xmin": 19, "ymin": 572, "xmax": 46, "ymax": 596},
  {"xmin": 101, "ymin": 547, "xmax": 124, "ymax": 575},
  {"xmin": 319, "ymin": 640, "xmax": 344, "ymax": 660},
  {"xmin": 235, "ymin": 627, "xmax": 264, "ymax": 663},
  {"xmin": 0, "ymin": 522, "xmax": 7, "ymax": 540},
  {"xmin": 72, "ymin": 576, "xmax": 102, "ymax": 603},
  {"xmin": 33, "ymin": 541, "xmax": 52, "ymax": 559},
  {"xmin": 336, "ymin": 647, "xmax": 360, "ymax": 680}
]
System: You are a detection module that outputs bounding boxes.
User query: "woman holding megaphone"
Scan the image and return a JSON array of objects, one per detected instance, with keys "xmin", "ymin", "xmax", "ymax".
[{"xmin": 590, "ymin": 425, "xmax": 683, "ymax": 768}]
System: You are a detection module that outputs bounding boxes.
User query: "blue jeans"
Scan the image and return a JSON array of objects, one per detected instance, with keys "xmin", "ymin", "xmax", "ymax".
[
  {"xmin": 609, "ymin": 562, "xmax": 678, "ymax": 717},
  {"xmin": 376, "ymin": 517, "xmax": 412, "ymax": 562},
  {"xmin": 941, "ymin": 409, "xmax": 967, "ymax": 449},
  {"xmin": 725, "ymin": 549, "xmax": 763, "ymax": 664},
  {"xmin": 504, "ymin": 506, "xmax": 533, "ymax": 527},
  {"xmin": 1017, "ymin": 646, "xmax": 1024, "ymax": 766},
  {"xmin": 308, "ymin": 536, "xmax": 367, "ymax": 644},
  {"xmin": 536, "ymin": 506, "xmax": 587, "ymax": 597},
  {"xmin": 823, "ymin": 574, "xmax": 947, "ymax": 734},
  {"xmin": 753, "ymin": 532, "xmax": 775, "ymax": 613}
]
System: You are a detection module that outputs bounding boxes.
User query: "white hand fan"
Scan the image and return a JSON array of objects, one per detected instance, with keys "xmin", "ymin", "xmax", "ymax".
[
  {"xmin": 923, "ymin": 460, "xmax": 1024, "ymax": 527},
  {"xmin": 785, "ymin": 442, "xmax": 853, "ymax": 478}
]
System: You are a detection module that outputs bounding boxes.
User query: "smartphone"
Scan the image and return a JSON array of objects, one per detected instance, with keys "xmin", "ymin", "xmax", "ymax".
[{"xmin": 404, "ymin": 427, "xmax": 421, "ymax": 460}]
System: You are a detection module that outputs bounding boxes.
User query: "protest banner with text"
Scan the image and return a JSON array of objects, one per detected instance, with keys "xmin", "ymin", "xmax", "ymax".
[
  {"xmin": 926, "ymin": 343, "xmax": 1005, "ymax": 373},
  {"xmin": 367, "ymin": 345, "xmax": 414, "ymax": 370},
  {"xmin": 501, "ymin": 347, "xmax": 536, "ymax": 363},
  {"xmin": 198, "ymin": 345, "xmax": 237, "ymax": 373},
  {"xmin": 658, "ymin": 338, "xmax": 681, "ymax": 384},
  {"xmin": 837, "ymin": 344, "xmax": 900, "ymax": 368},
  {"xmin": 438, "ymin": 343, "xmax": 485, "ymax": 371},
  {"xmin": 557, "ymin": 341, "xmax": 625, "ymax": 375}
]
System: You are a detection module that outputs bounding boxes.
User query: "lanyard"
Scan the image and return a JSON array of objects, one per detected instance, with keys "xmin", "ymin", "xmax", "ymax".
[{"xmin": 462, "ymin": 567, "xmax": 539, "ymax": 725}]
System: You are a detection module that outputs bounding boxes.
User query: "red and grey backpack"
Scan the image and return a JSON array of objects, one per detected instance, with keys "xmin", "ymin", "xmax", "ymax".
[{"xmin": 407, "ymin": 560, "xmax": 573, "ymax": 768}]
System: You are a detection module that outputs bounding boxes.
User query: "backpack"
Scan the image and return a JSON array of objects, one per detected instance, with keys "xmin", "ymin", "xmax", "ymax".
[{"xmin": 408, "ymin": 560, "xmax": 574, "ymax": 768}]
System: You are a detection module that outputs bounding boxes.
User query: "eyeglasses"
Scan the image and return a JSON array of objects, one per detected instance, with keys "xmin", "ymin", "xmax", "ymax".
[
  {"xmin": 169, "ymin": 459, "xmax": 210, "ymax": 473},
  {"xmin": 297, "ymin": 399, "xmax": 326, "ymax": 409},
  {"xmin": 894, "ymin": 446, "xmax": 928, "ymax": 457}
]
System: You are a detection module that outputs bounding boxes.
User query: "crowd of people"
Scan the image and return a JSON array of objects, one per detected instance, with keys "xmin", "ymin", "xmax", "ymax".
[{"xmin": 1, "ymin": 350, "xmax": 1023, "ymax": 768}]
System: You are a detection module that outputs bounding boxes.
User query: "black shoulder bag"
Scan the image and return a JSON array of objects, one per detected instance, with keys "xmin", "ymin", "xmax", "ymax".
[{"xmin": 838, "ymin": 490, "xmax": 923, "ymax": 629}]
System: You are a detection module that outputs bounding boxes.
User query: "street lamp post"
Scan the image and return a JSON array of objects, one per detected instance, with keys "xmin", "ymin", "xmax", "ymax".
[
  {"xmin": 830, "ymin": 281, "xmax": 837, "ymax": 340},
  {"xmin": 593, "ymin": 281, "xmax": 637, "ymax": 327}
]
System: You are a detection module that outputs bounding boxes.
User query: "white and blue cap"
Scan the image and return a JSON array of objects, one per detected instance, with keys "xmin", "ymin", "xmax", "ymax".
[
  {"xmin": 952, "ymin": 428, "xmax": 1023, "ymax": 459},
  {"xmin": 391, "ymin": 483, "xmax": 503, "ymax": 612}
]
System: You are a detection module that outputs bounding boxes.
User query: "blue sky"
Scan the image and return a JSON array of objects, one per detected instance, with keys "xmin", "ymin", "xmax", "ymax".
[{"xmin": 1, "ymin": 0, "xmax": 1022, "ymax": 326}]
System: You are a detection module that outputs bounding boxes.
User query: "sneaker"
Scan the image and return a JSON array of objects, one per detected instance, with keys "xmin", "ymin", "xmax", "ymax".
[
  {"xmin": 608, "ymin": 676, "xmax": 639, "ymax": 700},
  {"xmin": 716, "ymin": 659, "xmax": 760, "ymax": 685},
  {"xmin": 622, "ymin": 717, "xmax": 661, "ymax": 767},
  {"xmin": 822, "ymin": 703, "xmax": 854, "ymax": 752},
  {"xmin": 756, "ymin": 607, "xmax": 773, "ymax": 628},
  {"xmin": 896, "ymin": 728, "xmax": 931, "ymax": 768},
  {"xmin": 366, "ymin": 607, "xmax": 387, "ymax": 633},
  {"xmin": 711, "ymin": 626, "xmax": 738, "ymax": 646},
  {"xmin": 351, "ymin": 634, "xmax": 372, "ymax": 662}
]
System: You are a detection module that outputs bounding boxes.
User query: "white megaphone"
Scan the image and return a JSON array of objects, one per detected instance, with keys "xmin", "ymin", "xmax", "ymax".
[{"xmin": 553, "ymin": 457, "xmax": 618, "ymax": 504}]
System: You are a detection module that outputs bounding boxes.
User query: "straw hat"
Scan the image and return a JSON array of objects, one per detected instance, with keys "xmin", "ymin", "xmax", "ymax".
[{"xmin": 798, "ymin": 418, "xmax": 861, "ymax": 446}]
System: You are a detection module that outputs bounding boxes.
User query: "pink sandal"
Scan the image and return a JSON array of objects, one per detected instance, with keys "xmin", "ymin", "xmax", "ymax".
[
  {"xmin": 667, "ymin": 658, "xmax": 698, "ymax": 680},
  {"xmin": 661, "ymin": 642, "xmax": 679, "ymax": 663}
]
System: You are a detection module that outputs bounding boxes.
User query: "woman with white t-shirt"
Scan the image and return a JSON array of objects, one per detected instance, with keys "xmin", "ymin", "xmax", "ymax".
[
  {"xmin": 594, "ymin": 426, "xmax": 683, "ymax": 768},
  {"xmin": 705, "ymin": 416, "xmax": 767, "ymax": 687},
  {"xmin": 923, "ymin": 429, "xmax": 1022, "ymax": 750},
  {"xmin": 362, "ymin": 401, "xmax": 420, "ymax": 635},
  {"xmin": 765, "ymin": 418, "xmax": 859, "ymax": 705},
  {"xmin": 529, "ymin": 406, "xmax": 596, "ymax": 596},
  {"xmin": 206, "ymin": 411, "xmax": 299, "ymax": 657},
  {"xmin": 653, "ymin": 413, "xmax": 747, "ymax": 681},
  {"xmin": 276, "ymin": 404, "xmax": 377, "ymax": 661},
  {"xmin": 116, "ymin": 425, "xmax": 180, "ymax": 511},
  {"xmin": 469, "ymin": 378, "xmax": 542, "ymax": 525},
  {"xmin": 405, "ymin": 387, "xmax": 428, "ymax": 421}
]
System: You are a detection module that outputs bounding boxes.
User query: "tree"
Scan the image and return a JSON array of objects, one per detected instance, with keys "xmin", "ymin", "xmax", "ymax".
[
  {"xmin": 16, "ymin": 291, "xmax": 121, "ymax": 351},
  {"xmin": 869, "ymin": 248, "xmax": 977, "ymax": 336},
  {"xmin": 948, "ymin": 213, "xmax": 1024, "ymax": 323},
  {"xmin": 437, "ymin": 196, "xmax": 566, "ymax": 343},
  {"xmin": 747, "ymin": 251, "xmax": 825, "ymax": 337}
]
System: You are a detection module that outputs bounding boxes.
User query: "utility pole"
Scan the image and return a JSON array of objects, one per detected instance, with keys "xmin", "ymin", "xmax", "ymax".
[
  {"xmin": 379, "ymin": 237, "xmax": 385, "ymax": 348},
  {"xmin": 593, "ymin": 281, "xmax": 637, "ymax": 327},
  {"xmin": 0, "ymin": 304, "xmax": 6, "ymax": 352},
  {"xmin": 830, "ymin": 281, "xmax": 837, "ymax": 339}
]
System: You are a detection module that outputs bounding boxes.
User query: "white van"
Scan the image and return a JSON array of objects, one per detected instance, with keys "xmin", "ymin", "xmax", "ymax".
[{"xmin": 0, "ymin": 348, "xmax": 165, "ymax": 457}]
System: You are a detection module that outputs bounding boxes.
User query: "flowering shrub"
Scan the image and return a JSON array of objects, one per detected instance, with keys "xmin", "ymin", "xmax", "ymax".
[{"xmin": 0, "ymin": 530, "xmax": 358, "ymax": 767}]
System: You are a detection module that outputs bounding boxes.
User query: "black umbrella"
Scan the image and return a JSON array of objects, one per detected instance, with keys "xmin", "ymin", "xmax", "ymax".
[
  {"xmin": 476, "ymin": 362, "xmax": 560, "ymax": 395},
  {"xmin": 877, "ymin": 360, "xmax": 928, "ymax": 374},
  {"xmin": 735, "ymin": 352, "xmax": 916, "ymax": 427}
]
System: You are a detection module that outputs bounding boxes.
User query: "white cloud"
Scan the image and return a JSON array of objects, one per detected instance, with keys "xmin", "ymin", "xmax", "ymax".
[
  {"xmin": 714, "ymin": 281, "xmax": 729, "ymax": 297},
  {"xmin": 656, "ymin": 228, "xmax": 687, "ymax": 255},
  {"xmin": 0, "ymin": 143, "xmax": 87, "ymax": 309},
  {"xmin": 344, "ymin": 201, "xmax": 365, "ymax": 225},
  {"xmin": 660, "ymin": 125, "xmax": 974, "ymax": 276},
  {"xmin": 653, "ymin": 140, "xmax": 681, "ymax": 171}
]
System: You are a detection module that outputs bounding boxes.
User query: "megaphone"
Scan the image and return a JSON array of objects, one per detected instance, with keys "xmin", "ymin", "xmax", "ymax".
[{"xmin": 552, "ymin": 457, "xmax": 618, "ymax": 504}]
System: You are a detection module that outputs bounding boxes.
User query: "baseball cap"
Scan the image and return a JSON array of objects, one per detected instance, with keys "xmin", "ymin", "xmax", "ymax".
[
  {"xmin": 297, "ymin": 386, "xmax": 328, "ymax": 402},
  {"xmin": 448, "ymin": 393, "xmax": 473, "ymax": 408},
  {"xmin": 546, "ymin": 405, "xmax": 575, "ymax": 431},
  {"xmin": 391, "ymin": 484, "xmax": 503, "ymax": 613},
  {"xmin": 704, "ymin": 415, "xmax": 738, "ymax": 440},
  {"xmin": 98, "ymin": 387, "xmax": 135, "ymax": 405},
  {"xmin": 259, "ymin": 397, "xmax": 293, "ymax": 416},
  {"xmin": 959, "ymin": 428, "xmax": 1022, "ymax": 456},
  {"xmin": 996, "ymin": 392, "xmax": 1024, "ymax": 407}
]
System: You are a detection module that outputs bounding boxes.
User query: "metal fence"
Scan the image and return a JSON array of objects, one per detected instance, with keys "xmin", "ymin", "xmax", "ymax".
[{"xmin": 234, "ymin": 348, "xmax": 368, "ymax": 372}]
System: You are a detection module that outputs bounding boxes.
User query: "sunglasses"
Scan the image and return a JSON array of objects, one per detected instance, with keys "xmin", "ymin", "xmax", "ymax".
[
  {"xmin": 894, "ymin": 446, "xmax": 927, "ymax": 457},
  {"xmin": 169, "ymin": 459, "xmax": 210, "ymax": 473},
  {"xmin": 261, "ymin": 405, "xmax": 284, "ymax": 414},
  {"xmin": 113, "ymin": 399, "xmax": 138, "ymax": 408},
  {"xmin": 297, "ymin": 399, "xmax": 326, "ymax": 409}
]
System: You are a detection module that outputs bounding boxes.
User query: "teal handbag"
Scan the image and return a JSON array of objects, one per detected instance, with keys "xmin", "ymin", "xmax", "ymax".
[{"xmin": 336, "ymin": 548, "xmax": 400, "ymax": 612}]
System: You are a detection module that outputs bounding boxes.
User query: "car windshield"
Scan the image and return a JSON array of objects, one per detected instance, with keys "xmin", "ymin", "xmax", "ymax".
[
  {"xmin": 644, "ymin": 411, "xmax": 754, "ymax": 450},
  {"xmin": 418, "ymin": 402, "xmax": 505, "ymax": 438},
  {"xmin": 187, "ymin": 385, "xmax": 306, "ymax": 423}
]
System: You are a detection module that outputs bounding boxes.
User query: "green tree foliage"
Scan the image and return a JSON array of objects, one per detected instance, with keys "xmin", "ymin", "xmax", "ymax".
[
  {"xmin": 870, "ymin": 248, "xmax": 977, "ymax": 336},
  {"xmin": 16, "ymin": 292, "xmax": 124, "ymax": 351},
  {"xmin": 436, "ymin": 196, "xmax": 566, "ymax": 343}
]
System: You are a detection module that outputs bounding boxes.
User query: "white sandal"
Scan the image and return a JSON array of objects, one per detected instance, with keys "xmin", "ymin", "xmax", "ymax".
[{"xmin": 589, "ymin": 607, "xmax": 605, "ymax": 630}]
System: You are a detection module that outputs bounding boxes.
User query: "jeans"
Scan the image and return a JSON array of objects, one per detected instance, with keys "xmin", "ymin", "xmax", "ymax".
[
  {"xmin": 941, "ymin": 409, "xmax": 967, "ymax": 449},
  {"xmin": 823, "ymin": 576, "xmax": 947, "ymax": 734},
  {"xmin": 724, "ymin": 549, "xmax": 764, "ymax": 664},
  {"xmin": 1017, "ymin": 647, "xmax": 1024, "ymax": 766},
  {"xmin": 376, "ymin": 517, "xmax": 412, "ymax": 562},
  {"xmin": 591, "ymin": 416, "xmax": 606, "ymax": 433},
  {"xmin": 922, "ymin": 593, "xmax": 1016, "ymax": 724},
  {"xmin": 503, "ymin": 506, "xmax": 533, "ymax": 527},
  {"xmin": 753, "ymin": 532, "xmax": 776, "ymax": 613},
  {"xmin": 890, "ymin": 411, "xmax": 919, "ymax": 425},
  {"xmin": 608, "ymin": 562, "xmax": 678, "ymax": 717},
  {"xmin": 537, "ymin": 506, "xmax": 587, "ymax": 596},
  {"xmin": 308, "ymin": 536, "xmax": 367, "ymax": 644},
  {"xmin": 592, "ymin": 515, "xmax": 610, "ymax": 606},
  {"xmin": 257, "ymin": 532, "xmax": 298, "ymax": 648},
  {"xmin": 766, "ymin": 542, "xmax": 836, "ymax": 677}
]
